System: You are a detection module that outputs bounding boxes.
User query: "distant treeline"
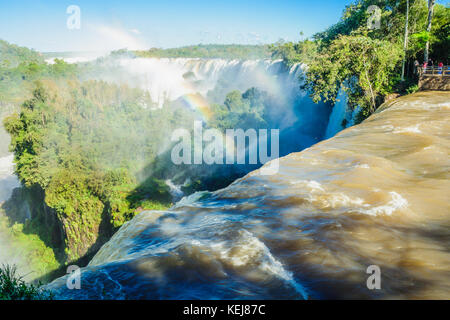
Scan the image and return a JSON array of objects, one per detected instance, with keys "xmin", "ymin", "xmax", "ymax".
[
  {"xmin": 0, "ymin": 40, "xmax": 44, "ymax": 68},
  {"xmin": 128, "ymin": 44, "xmax": 272, "ymax": 59}
]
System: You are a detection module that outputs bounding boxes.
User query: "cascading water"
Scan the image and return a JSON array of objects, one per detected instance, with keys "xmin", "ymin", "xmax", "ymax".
[
  {"xmin": 95, "ymin": 57, "xmax": 305, "ymax": 109},
  {"xmin": 164, "ymin": 179, "xmax": 184, "ymax": 202},
  {"xmin": 0, "ymin": 108, "xmax": 19, "ymax": 203},
  {"xmin": 84, "ymin": 56, "xmax": 331, "ymax": 163},
  {"xmin": 0, "ymin": 133, "xmax": 23, "ymax": 277},
  {"xmin": 0, "ymin": 154, "xmax": 19, "ymax": 203},
  {"xmin": 324, "ymin": 88, "xmax": 360, "ymax": 139},
  {"xmin": 11, "ymin": 54, "xmax": 385, "ymax": 296}
]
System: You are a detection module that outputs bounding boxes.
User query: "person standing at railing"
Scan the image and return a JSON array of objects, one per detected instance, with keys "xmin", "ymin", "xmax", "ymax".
[
  {"xmin": 423, "ymin": 61, "xmax": 428, "ymax": 75},
  {"xmin": 438, "ymin": 62, "xmax": 443, "ymax": 75}
]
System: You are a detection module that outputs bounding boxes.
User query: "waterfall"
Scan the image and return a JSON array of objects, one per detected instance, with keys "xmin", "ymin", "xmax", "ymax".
[
  {"xmin": 165, "ymin": 179, "xmax": 184, "ymax": 202},
  {"xmin": 57, "ymin": 55, "xmax": 343, "ymax": 145},
  {"xmin": 324, "ymin": 88, "xmax": 359, "ymax": 139},
  {"xmin": 78, "ymin": 56, "xmax": 332, "ymax": 157},
  {"xmin": 92, "ymin": 57, "xmax": 304, "ymax": 108},
  {"xmin": 0, "ymin": 154, "xmax": 19, "ymax": 204},
  {"xmin": 324, "ymin": 88, "xmax": 347, "ymax": 138}
]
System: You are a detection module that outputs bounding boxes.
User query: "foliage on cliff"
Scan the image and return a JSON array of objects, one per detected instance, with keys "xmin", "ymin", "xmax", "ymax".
[
  {"xmin": 209, "ymin": 88, "xmax": 269, "ymax": 131},
  {"xmin": 304, "ymin": 33, "xmax": 403, "ymax": 117},
  {"xmin": 0, "ymin": 40, "xmax": 76, "ymax": 105},
  {"xmin": 269, "ymin": 39, "xmax": 318, "ymax": 67}
]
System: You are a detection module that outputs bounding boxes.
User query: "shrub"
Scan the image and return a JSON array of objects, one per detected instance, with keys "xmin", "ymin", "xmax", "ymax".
[{"xmin": 0, "ymin": 264, "xmax": 53, "ymax": 300}]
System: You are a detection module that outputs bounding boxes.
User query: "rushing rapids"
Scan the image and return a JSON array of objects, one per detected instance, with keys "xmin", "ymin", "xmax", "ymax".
[{"xmin": 45, "ymin": 91, "xmax": 450, "ymax": 299}]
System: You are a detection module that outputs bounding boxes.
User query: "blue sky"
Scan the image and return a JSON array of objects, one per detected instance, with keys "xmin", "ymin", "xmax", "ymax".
[
  {"xmin": 0, "ymin": 0, "xmax": 352, "ymax": 51},
  {"xmin": 0, "ymin": 0, "xmax": 446, "ymax": 52}
]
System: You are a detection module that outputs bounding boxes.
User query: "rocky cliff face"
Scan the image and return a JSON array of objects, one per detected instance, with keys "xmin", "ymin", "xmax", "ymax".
[
  {"xmin": 46, "ymin": 91, "xmax": 450, "ymax": 299},
  {"xmin": 419, "ymin": 75, "xmax": 450, "ymax": 91}
]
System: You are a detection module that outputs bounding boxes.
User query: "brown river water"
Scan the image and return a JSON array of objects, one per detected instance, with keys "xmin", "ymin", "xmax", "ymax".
[{"xmin": 47, "ymin": 91, "xmax": 450, "ymax": 299}]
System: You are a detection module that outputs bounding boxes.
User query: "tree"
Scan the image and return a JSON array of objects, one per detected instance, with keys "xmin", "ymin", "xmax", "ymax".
[
  {"xmin": 269, "ymin": 40, "xmax": 318, "ymax": 67},
  {"xmin": 424, "ymin": 0, "xmax": 436, "ymax": 62},
  {"xmin": 304, "ymin": 32, "xmax": 403, "ymax": 115},
  {"xmin": 401, "ymin": 0, "xmax": 410, "ymax": 81}
]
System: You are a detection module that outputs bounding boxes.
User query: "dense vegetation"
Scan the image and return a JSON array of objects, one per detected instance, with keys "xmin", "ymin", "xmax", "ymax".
[
  {"xmin": 271, "ymin": 0, "xmax": 449, "ymax": 121},
  {"xmin": 0, "ymin": 40, "xmax": 44, "ymax": 68},
  {"xmin": 0, "ymin": 264, "xmax": 53, "ymax": 300},
  {"xmin": 3, "ymin": 79, "xmax": 198, "ymax": 263},
  {"xmin": 0, "ymin": 214, "xmax": 60, "ymax": 282}
]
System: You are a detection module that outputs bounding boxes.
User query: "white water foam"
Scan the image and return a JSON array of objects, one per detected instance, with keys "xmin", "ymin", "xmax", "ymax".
[
  {"xmin": 393, "ymin": 124, "xmax": 422, "ymax": 134},
  {"xmin": 190, "ymin": 229, "xmax": 308, "ymax": 299},
  {"xmin": 289, "ymin": 179, "xmax": 407, "ymax": 217},
  {"xmin": 359, "ymin": 191, "xmax": 408, "ymax": 216}
]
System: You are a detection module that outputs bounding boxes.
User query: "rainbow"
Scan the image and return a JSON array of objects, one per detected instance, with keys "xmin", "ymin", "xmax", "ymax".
[
  {"xmin": 179, "ymin": 92, "xmax": 237, "ymax": 157},
  {"xmin": 180, "ymin": 93, "xmax": 214, "ymax": 121}
]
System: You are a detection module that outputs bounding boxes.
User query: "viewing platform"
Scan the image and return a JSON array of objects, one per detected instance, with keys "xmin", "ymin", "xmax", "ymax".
[{"xmin": 419, "ymin": 66, "xmax": 450, "ymax": 91}]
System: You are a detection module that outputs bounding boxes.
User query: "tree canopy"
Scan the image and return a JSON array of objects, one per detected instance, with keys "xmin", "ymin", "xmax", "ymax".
[{"xmin": 271, "ymin": 0, "xmax": 449, "ymax": 121}]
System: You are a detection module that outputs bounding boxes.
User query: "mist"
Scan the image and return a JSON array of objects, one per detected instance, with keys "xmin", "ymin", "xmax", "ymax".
[{"xmin": 39, "ymin": 52, "xmax": 333, "ymax": 191}]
